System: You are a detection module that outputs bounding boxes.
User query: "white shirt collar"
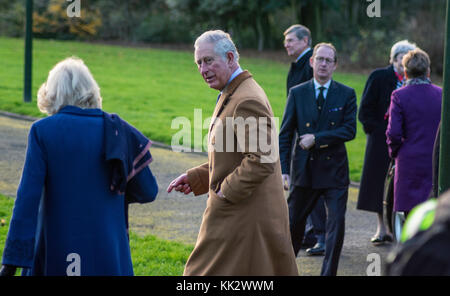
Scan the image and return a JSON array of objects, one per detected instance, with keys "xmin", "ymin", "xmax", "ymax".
[
  {"xmin": 313, "ymin": 78, "xmax": 332, "ymax": 90},
  {"xmin": 227, "ymin": 67, "xmax": 244, "ymax": 85}
]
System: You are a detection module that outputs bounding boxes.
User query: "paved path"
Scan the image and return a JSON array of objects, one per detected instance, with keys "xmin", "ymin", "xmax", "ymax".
[{"xmin": 0, "ymin": 114, "xmax": 394, "ymax": 276}]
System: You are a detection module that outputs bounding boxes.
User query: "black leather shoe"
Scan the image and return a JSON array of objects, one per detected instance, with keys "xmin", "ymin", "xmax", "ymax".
[
  {"xmin": 306, "ymin": 243, "xmax": 325, "ymax": 256},
  {"xmin": 370, "ymin": 234, "xmax": 393, "ymax": 246},
  {"xmin": 0, "ymin": 265, "xmax": 17, "ymax": 276},
  {"xmin": 301, "ymin": 237, "xmax": 317, "ymax": 249}
]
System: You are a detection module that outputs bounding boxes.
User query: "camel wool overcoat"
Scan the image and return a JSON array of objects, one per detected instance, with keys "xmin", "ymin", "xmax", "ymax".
[{"xmin": 184, "ymin": 71, "xmax": 298, "ymax": 276}]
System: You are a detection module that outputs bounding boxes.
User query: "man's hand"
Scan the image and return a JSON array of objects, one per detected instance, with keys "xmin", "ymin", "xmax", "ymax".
[
  {"xmin": 167, "ymin": 173, "xmax": 192, "ymax": 195},
  {"xmin": 299, "ymin": 134, "xmax": 315, "ymax": 150},
  {"xmin": 282, "ymin": 174, "xmax": 290, "ymax": 191},
  {"xmin": 217, "ymin": 189, "xmax": 225, "ymax": 198}
]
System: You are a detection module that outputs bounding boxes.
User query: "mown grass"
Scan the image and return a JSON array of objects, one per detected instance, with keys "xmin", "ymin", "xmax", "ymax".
[
  {"xmin": 0, "ymin": 194, "xmax": 192, "ymax": 276},
  {"xmin": 0, "ymin": 37, "xmax": 367, "ymax": 181}
]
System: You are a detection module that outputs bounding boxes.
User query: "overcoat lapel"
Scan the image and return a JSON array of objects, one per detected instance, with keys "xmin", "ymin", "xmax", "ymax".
[{"xmin": 304, "ymin": 80, "xmax": 319, "ymax": 129}]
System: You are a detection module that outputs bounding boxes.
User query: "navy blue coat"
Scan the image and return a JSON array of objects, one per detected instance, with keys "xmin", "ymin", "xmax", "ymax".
[
  {"xmin": 286, "ymin": 50, "xmax": 313, "ymax": 96},
  {"xmin": 279, "ymin": 79, "xmax": 357, "ymax": 189},
  {"xmin": 357, "ymin": 65, "xmax": 398, "ymax": 213},
  {"xmin": 2, "ymin": 106, "xmax": 158, "ymax": 275}
]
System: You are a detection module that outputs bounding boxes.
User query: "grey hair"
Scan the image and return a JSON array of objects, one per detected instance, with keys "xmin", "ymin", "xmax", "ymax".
[
  {"xmin": 390, "ymin": 40, "xmax": 417, "ymax": 64},
  {"xmin": 284, "ymin": 24, "xmax": 312, "ymax": 47},
  {"xmin": 37, "ymin": 57, "xmax": 102, "ymax": 115},
  {"xmin": 194, "ymin": 30, "xmax": 240, "ymax": 63}
]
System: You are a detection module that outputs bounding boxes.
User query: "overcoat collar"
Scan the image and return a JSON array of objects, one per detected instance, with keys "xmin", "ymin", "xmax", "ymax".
[
  {"xmin": 58, "ymin": 105, "xmax": 103, "ymax": 117},
  {"xmin": 221, "ymin": 70, "xmax": 252, "ymax": 99},
  {"xmin": 212, "ymin": 70, "xmax": 252, "ymax": 120},
  {"xmin": 292, "ymin": 50, "xmax": 311, "ymax": 69}
]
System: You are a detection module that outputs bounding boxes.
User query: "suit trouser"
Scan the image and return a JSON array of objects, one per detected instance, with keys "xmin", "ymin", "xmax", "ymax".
[
  {"xmin": 304, "ymin": 197, "xmax": 326, "ymax": 245},
  {"xmin": 288, "ymin": 186, "xmax": 348, "ymax": 276}
]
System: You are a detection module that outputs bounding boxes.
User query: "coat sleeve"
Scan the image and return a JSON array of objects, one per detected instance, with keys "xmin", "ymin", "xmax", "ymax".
[
  {"xmin": 186, "ymin": 162, "xmax": 209, "ymax": 196},
  {"xmin": 358, "ymin": 71, "xmax": 380, "ymax": 134},
  {"xmin": 125, "ymin": 165, "xmax": 158, "ymax": 203},
  {"xmin": 279, "ymin": 89, "xmax": 298, "ymax": 175},
  {"xmin": 2, "ymin": 124, "xmax": 47, "ymax": 268},
  {"xmin": 386, "ymin": 91, "xmax": 404, "ymax": 158},
  {"xmin": 314, "ymin": 89, "xmax": 357, "ymax": 147},
  {"xmin": 220, "ymin": 98, "xmax": 277, "ymax": 204}
]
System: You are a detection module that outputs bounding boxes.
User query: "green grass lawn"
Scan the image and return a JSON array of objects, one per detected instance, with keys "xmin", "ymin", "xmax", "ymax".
[
  {"xmin": 0, "ymin": 37, "xmax": 368, "ymax": 181},
  {"xmin": 0, "ymin": 194, "xmax": 192, "ymax": 275}
]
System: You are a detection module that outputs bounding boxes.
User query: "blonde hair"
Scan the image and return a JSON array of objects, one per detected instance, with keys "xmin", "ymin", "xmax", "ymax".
[
  {"xmin": 402, "ymin": 48, "xmax": 431, "ymax": 79},
  {"xmin": 37, "ymin": 57, "xmax": 102, "ymax": 115}
]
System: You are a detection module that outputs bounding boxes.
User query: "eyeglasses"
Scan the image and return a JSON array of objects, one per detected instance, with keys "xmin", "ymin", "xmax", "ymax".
[{"xmin": 315, "ymin": 57, "xmax": 335, "ymax": 65}]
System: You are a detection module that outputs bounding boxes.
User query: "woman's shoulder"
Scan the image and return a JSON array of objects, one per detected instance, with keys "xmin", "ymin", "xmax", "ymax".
[
  {"xmin": 369, "ymin": 65, "xmax": 393, "ymax": 79},
  {"xmin": 430, "ymin": 83, "xmax": 443, "ymax": 93},
  {"xmin": 30, "ymin": 113, "xmax": 60, "ymax": 131}
]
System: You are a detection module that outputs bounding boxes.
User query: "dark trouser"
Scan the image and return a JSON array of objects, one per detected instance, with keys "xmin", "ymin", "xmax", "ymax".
[
  {"xmin": 304, "ymin": 197, "xmax": 326, "ymax": 245},
  {"xmin": 288, "ymin": 186, "xmax": 348, "ymax": 276}
]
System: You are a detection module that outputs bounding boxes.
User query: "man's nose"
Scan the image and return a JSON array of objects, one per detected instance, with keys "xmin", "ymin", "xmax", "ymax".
[{"xmin": 199, "ymin": 63, "xmax": 208, "ymax": 74}]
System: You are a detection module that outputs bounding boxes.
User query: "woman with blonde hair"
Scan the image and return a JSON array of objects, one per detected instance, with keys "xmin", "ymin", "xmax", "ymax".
[
  {"xmin": 386, "ymin": 49, "xmax": 442, "ymax": 218},
  {"xmin": 0, "ymin": 57, "xmax": 158, "ymax": 276}
]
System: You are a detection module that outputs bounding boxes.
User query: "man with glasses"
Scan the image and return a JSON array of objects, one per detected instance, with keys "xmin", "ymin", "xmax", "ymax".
[
  {"xmin": 279, "ymin": 43, "xmax": 357, "ymax": 276},
  {"xmin": 283, "ymin": 24, "xmax": 326, "ymax": 256}
]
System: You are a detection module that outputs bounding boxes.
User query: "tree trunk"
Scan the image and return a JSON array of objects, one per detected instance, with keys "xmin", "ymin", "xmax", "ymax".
[{"xmin": 256, "ymin": 16, "xmax": 264, "ymax": 52}]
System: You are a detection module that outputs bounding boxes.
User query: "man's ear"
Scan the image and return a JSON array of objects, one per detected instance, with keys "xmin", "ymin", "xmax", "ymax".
[
  {"xmin": 302, "ymin": 36, "xmax": 309, "ymax": 45},
  {"xmin": 227, "ymin": 52, "xmax": 235, "ymax": 65},
  {"xmin": 309, "ymin": 56, "xmax": 314, "ymax": 68}
]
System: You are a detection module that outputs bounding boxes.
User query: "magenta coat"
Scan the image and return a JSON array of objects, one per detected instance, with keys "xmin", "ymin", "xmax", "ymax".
[{"xmin": 386, "ymin": 83, "xmax": 442, "ymax": 212}]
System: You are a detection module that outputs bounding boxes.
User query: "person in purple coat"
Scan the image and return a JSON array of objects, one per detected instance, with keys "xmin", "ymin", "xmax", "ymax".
[{"xmin": 386, "ymin": 48, "xmax": 442, "ymax": 216}]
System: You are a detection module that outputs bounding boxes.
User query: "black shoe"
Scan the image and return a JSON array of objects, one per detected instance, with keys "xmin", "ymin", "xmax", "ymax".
[
  {"xmin": 301, "ymin": 237, "xmax": 317, "ymax": 249},
  {"xmin": 370, "ymin": 234, "xmax": 393, "ymax": 246},
  {"xmin": 305, "ymin": 243, "xmax": 325, "ymax": 256}
]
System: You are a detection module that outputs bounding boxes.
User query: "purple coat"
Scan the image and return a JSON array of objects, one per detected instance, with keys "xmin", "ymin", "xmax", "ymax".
[{"xmin": 386, "ymin": 83, "xmax": 442, "ymax": 212}]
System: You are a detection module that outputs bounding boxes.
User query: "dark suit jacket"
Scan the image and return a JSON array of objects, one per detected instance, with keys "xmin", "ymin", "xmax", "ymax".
[
  {"xmin": 286, "ymin": 50, "xmax": 313, "ymax": 96},
  {"xmin": 279, "ymin": 79, "xmax": 357, "ymax": 189}
]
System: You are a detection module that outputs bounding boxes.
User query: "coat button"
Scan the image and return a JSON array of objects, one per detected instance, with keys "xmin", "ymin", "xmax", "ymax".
[
  {"xmin": 331, "ymin": 122, "xmax": 335, "ymax": 126},
  {"xmin": 306, "ymin": 122, "xmax": 310, "ymax": 127},
  {"xmin": 310, "ymin": 157, "xmax": 314, "ymax": 161}
]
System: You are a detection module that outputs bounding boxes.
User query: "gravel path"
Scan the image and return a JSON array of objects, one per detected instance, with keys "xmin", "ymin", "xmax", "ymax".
[{"xmin": 0, "ymin": 114, "xmax": 394, "ymax": 276}]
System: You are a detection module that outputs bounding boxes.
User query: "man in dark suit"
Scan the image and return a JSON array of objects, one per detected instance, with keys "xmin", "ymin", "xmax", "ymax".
[
  {"xmin": 279, "ymin": 43, "xmax": 357, "ymax": 276},
  {"xmin": 283, "ymin": 25, "xmax": 326, "ymax": 255},
  {"xmin": 284, "ymin": 24, "xmax": 313, "ymax": 96}
]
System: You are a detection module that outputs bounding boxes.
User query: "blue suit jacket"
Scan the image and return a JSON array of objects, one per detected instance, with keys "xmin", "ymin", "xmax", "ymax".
[
  {"xmin": 279, "ymin": 79, "xmax": 357, "ymax": 189},
  {"xmin": 2, "ymin": 106, "xmax": 158, "ymax": 275}
]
